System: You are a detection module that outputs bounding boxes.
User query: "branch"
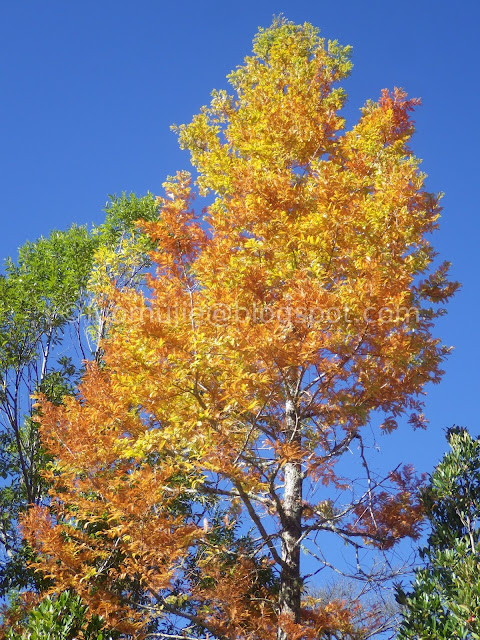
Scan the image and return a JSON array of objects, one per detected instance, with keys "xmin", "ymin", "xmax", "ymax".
[
  {"xmin": 233, "ymin": 479, "xmax": 287, "ymax": 570},
  {"xmin": 147, "ymin": 589, "xmax": 229, "ymax": 640},
  {"xmin": 145, "ymin": 634, "xmax": 211, "ymax": 640}
]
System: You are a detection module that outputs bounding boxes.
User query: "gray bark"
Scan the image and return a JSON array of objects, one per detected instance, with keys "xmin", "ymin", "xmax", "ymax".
[{"xmin": 277, "ymin": 394, "xmax": 303, "ymax": 640}]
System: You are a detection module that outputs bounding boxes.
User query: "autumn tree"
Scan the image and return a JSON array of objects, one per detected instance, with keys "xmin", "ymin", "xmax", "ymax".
[
  {"xmin": 22, "ymin": 18, "xmax": 457, "ymax": 640},
  {"xmin": 396, "ymin": 428, "xmax": 480, "ymax": 639}
]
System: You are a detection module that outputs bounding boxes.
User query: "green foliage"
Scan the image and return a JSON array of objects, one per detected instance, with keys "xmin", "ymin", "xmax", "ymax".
[
  {"xmin": 0, "ymin": 193, "xmax": 160, "ymax": 601},
  {"xmin": 97, "ymin": 192, "xmax": 159, "ymax": 247},
  {"xmin": 93, "ymin": 192, "xmax": 160, "ymax": 292},
  {"xmin": 396, "ymin": 428, "xmax": 480, "ymax": 638},
  {"xmin": 0, "ymin": 224, "xmax": 98, "ymax": 594},
  {"xmin": 0, "ymin": 224, "xmax": 95, "ymax": 371},
  {"xmin": 4, "ymin": 591, "xmax": 118, "ymax": 640}
]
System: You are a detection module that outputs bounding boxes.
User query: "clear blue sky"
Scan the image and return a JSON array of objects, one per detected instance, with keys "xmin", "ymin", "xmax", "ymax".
[{"xmin": 0, "ymin": 0, "xmax": 478, "ymax": 476}]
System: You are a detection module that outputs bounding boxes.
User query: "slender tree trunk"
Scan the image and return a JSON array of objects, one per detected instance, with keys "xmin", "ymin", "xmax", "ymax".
[{"xmin": 277, "ymin": 394, "xmax": 303, "ymax": 640}]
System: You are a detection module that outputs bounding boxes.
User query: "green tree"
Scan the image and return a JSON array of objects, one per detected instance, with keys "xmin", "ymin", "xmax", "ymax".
[
  {"xmin": 396, "ymin": 428, "xmax": 480, "ymax": 639},
  {"xmin": 0, "ymin": 223, "xmax": 97, "ymax": 594},
  {"xmin": 0, "ymin": 193, "xmax": 160, "ymax": 597},
  {"xmin": 2, "ymin": 591, "xmax": 119, "ymax": 640}
]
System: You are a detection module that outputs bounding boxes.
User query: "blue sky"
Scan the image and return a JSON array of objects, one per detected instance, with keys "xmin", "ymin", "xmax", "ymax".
[{"xmin": 0, "ymin": 0, "xmax": 479, "ymax": 478}]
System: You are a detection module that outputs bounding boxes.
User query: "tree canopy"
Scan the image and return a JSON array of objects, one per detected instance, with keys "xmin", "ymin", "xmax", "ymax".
[
  {"xmin": 18, "ymin": 18, "xmax": 457, "ymax": 640},
  {"xmin": 397, "ymin": 428, "xmax": 480, "ymax": 639},
  {"xmin": 0, "ymin": 193, "xmax": 160, "ymax": 600}
]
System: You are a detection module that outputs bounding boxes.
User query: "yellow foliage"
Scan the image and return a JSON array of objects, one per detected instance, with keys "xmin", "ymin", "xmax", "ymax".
[{"xmin": 22, "ymin": 17, "xmax": 456, "ymax": 640}]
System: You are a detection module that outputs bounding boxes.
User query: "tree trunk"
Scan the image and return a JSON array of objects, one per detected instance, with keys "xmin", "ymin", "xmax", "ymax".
[{"xmin": 277, "ymin": 395, "xmax": 303, "ymax": 640}]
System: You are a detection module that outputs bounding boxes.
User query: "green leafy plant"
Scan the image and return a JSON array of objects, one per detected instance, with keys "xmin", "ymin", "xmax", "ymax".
[
  {"xmin": 3, "ymin": 591, "xmax": 118, "ymax": 640},
  {"xmin": 396, "ymin": 428, "xmax": 480, "ymax": 639}
]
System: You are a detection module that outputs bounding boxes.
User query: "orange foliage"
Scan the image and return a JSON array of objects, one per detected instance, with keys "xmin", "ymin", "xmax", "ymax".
[
  {"xmin": 349, "ymin": 465, "xmax": 426, "ymax": 549},
  {"xmin": 21, "ymin": 18, "xmax": 456, "ymax": 640}
]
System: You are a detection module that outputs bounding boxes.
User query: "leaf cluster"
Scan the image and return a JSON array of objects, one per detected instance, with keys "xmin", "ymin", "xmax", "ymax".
[{"xmin": 397, "ymin": 428, "xmax": 480, "ymax": 638}]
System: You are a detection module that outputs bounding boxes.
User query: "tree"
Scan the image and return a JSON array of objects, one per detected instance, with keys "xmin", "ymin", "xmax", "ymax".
[
  {"xmin": 311, "ymin": 579, "xmax": 401, "ymax": 639},
  {"xmin": 0, "ymin": 195, "xmax": 160, "ymax": 605},
  {"xmin": 22, "ymin": 18, "xmax": 457, "ymax": 640},
  {"xmin": 396, "ymin": 428, "xmax": 480, "ymax": 639},
  {"xmin": 0, "ymin": 224, "xmax": 97, "ymax": 596},
  {"xmin": 2, "ymin": 591, "xmax": 119, "ymax": 640}
]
